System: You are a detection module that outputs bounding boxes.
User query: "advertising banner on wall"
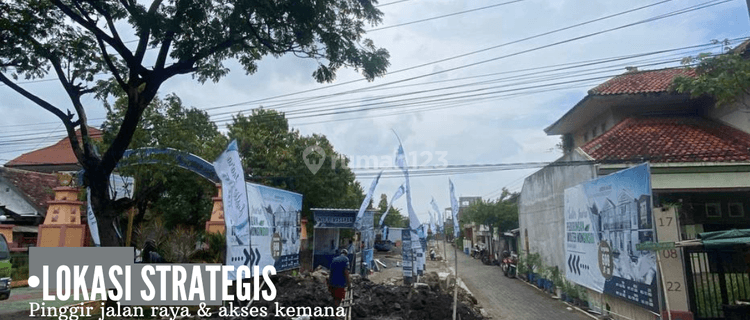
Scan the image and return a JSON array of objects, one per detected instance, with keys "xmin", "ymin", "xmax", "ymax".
[
  {"xmin": 564, "ymin": 163, "xmax": 658, "ymax": 312},
  {"xmin": 246, "ymin": 182, "xmax": 303, "ymax": 273}
]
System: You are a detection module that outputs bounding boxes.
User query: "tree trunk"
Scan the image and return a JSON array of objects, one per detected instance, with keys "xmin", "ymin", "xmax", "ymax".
[{"xmin": 87, "ymin": 169, "xmax": 123, "ymax": 247}]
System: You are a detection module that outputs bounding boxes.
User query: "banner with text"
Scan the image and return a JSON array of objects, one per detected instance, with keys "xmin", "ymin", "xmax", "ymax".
[
  {"xmin": 564, "ymin": 163, "xmax": 658, "ymax": 312},
  {"xmin": 213, "ymin": 141, "xmax": 250, "ymax": 281},
  {"xmin": 246, "ymin": 182, "xmax": 303, "ymax": 273}
]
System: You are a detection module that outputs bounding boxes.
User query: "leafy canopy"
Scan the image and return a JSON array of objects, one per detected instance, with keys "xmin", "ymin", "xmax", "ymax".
[
  {"xmin": 672, "ymin": 40, "xmax": 750, "ymax": 108},
  {"xmin": 227, "ymin": 109, "xmax": 365, "ymax": 228},
  {"xmin": 461, "ymin": 189, "xmax": 519, "ymax": 233},
  {"xmin": 101, "ymin": 93, "xmax": 226, "ymax": 230}
]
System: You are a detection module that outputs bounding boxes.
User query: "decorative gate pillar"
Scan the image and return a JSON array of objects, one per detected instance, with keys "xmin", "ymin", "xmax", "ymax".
[
  {"xmin": 205, "ymin": 184, "xmax": 225, "ymax": 234},
  {"xmin": 37, "ymin": 174, "xmax": 86, "ymax": 247}
]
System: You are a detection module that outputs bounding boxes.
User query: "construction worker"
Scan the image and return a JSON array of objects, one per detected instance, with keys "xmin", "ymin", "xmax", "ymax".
[{"xmin": 328, "ymin": 249, "xmax": 351, "ymax": 309}]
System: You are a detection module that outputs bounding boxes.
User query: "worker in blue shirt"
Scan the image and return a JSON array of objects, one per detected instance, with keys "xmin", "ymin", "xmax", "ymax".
[{"xmin": 328, "ymin": 249, "xmax": 351, "ymax": 308}]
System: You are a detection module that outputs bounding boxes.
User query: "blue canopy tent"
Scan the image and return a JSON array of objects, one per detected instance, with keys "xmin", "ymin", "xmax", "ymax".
[{"xmin": 311, "ymin": 208, "xmax": 376, "ymax": 275}]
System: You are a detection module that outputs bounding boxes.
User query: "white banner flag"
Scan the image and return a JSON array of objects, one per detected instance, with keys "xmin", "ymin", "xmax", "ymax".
[
  {"xmin": 395, "ymin": 143, "xmax": 420, "ymax": 231},
  {"xmin": 85, "ymin": 189, "xmax": 100, "ymax": 247},
  {"xmin": 430, "ymin": 197, "xmax": 442, "ymax": 233},
  {"xmin": 213, "ymin": 140, "xmax": 251, "ymax": 281},
  {"xmin": 379, "ymin": 183, "xmax": 405, "ymax": 227},
  {"xmin": 427, "ymin": 210, "xmax": 437, "ymax": 234},
  {"xmin": 449, "ymin": 179, "xmax": 460, "ymax": 238},
  {"xmin": 355, "ymin": 170, "xmax": 382, "ymax": 230}
]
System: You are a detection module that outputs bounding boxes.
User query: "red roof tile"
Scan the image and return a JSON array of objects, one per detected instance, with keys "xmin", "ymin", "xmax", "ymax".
[
  {"xmin": 581, "ymin": 117, "xmax": 750, "ymax": 163},
  {"xmin": 589, "ymin": 68, "xmax": 696, "ymax": 95},
  {"xmin": 0, "ymin": 167, "xmax": 58, "ymax": 213},
  {"xmin": 5, "ymin": 127, "xmax": 102, "ymax": 167}
]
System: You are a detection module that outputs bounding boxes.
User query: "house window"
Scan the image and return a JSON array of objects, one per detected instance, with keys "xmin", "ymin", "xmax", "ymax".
[
  {"xmin": 592, "ymin": 127, "xmax": 598, "ymax": 137},
  {"xmin": 584, "ymin": 132, "xmax": 589, "ymax": 142},
  {"xmin": 705, "ymin": 203, "xmax": 722, "ymax": 218},
  {"xmin": 601, "ymin": 123, "xmax": 606, "ymax": 134},
  {"xmin": 728, "ymin": 203, "xmax": 744, "ymax": 218}
]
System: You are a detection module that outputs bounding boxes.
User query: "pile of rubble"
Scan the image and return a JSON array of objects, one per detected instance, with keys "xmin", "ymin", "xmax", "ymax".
[{"xmin": 251, "ymin": 270, "xmax": 485, "ymax": 320}]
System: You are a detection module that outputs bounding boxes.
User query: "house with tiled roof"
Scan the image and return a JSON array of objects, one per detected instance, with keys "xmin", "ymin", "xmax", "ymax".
[
  {"xmin": 541, "ymin": 67, "xmax": 750, "ymax": 234},
  {"xmin": 0, "ymin": 167, "xmax": 59, "ymax": 250},
  {"xmin": 518, "ymin": 65, "xmax": 750, "ymax": 319},
  {"xmin": 2, "ymin": 128, "xmax": 101, "ymax": 249},
  {"xmin": 5, "ymin": 127, "xmax": 102, "ymax": 173}
]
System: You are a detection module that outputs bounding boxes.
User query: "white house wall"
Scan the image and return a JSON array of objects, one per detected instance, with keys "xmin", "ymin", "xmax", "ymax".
[
  {"xmin": 518, "ymin": 150, "xmax": 596, "ymax": 268},
  {"xmin": 708, "ymin": 95, "xmax": 750, "ymax": 134}
]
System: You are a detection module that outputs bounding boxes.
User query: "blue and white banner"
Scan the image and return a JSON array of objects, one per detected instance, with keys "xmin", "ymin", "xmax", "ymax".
[
  {"xmin": 213, "ymin": 140, "xmax": 251, "ymax": 281},
  {"xmin": 564, "ymin": 163, "xmax": 657, "ymax": 312},
  {"xmin": 85, "ymin": 189, "xmax": 100, "ymax": 247},
  {"xmin": 395, "ymin": 143, "xmax": 420, "ymax": 231},
  {"xmin": 355, "ymin": 171, "xmax": 382, "ymax": 230},
  {"xmin": 379, "ymin": 183, "xmax": 405, "ymax": 227},
  {"xmin": 428, "ymin": 210, "xmax": 437, "ymax": 235},
  {"xmin": 247, "ymin": 182, "xmax": 303, "ymax": 273},
  {"xmin": 430, "ymin": 197, "xmax": 443, "ymax": 233},
  {"xmin": 449, "ymin": 179, "xmax": 460, "ymax": 238},
  {"xmin": 411, "ymin": 229, "xmax": 424, "ymax": 275},
  {"xmin": 401, "ymin": 229, "xmax": 413, "ymax": 278}
]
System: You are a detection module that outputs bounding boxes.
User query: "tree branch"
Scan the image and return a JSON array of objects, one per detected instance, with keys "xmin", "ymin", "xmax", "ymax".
[
  {"xmin": 95, "ymin": 35, "xmax": 127, "ymax": 89},
  {"xmin": 47, "ymin": 56, "xmax": 96, "ymax": 160},
  {"xmin": 0, "ymin": 72, "xmax": 86, "ymax": 164},
  {"xmin": 133, "ymin": 0, "xmax": 164, "ymax": 65},
  {"xmin": 50, "ymin": 0, "xmax": 145, "ymax": 77}
]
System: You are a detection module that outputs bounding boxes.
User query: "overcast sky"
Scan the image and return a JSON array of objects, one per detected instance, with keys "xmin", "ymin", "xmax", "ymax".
[{"xmin": 1, "ymin": 0, "xmax": 748, "ymax": 224}]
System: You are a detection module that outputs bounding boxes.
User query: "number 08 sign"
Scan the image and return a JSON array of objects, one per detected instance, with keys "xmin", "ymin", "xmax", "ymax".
[{"xmin": 564, "ymin": 164, "xmax": 660, "ymax": 312}]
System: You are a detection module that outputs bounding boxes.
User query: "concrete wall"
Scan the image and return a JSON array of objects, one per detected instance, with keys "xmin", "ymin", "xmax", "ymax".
[
  {"xmin": 708, "ymin": 94, "xmax": 750, "ymax": 134},
  {"xmin": 519, "ymin": 149, "xmax": 596, "ymax": 269}
]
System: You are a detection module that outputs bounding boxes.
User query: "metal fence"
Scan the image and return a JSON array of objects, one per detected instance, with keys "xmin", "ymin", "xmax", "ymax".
[{"xmin": 684, "ymin": 247, "xmax": 750, "ymax": 319}]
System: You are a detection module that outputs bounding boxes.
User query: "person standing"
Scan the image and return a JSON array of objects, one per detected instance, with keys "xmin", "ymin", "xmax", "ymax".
[{"xmin": 328, "ymin": 249, "xmax": 351, "ymax": 308}]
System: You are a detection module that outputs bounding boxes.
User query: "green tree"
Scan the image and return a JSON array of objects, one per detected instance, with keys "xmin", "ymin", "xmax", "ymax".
[
  {"xmin": 0, "ymin": 0, "xmax": 389, "ymax": 246},
  {"xmin": 374, "ymin": 193, "xmax": 408, "ymax": 228},
  {"xmin": 672, "ymin": 40, "xmax": 750, "ymax": 108},
  {"xmin": 227, "ymin": 109, "xmax": 365, "ymax": 233},
  {"xmin": 462, "ymin": 189, "xmax": 519, "ymax": 240},
  {"xmin": 101, "ymin": 93, "xmax": 226, "ymax": 234}
]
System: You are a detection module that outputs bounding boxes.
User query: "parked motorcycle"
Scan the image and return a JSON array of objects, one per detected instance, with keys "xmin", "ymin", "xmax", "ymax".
[{"xmin": 500, "ymin": 250, "xmax": 518, "ymax": 277}]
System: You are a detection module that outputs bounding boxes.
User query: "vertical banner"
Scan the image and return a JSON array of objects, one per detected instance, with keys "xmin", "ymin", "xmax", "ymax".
[
  {"xmin": 413, "ymin": 227, "xmax": 425, "ymax": 275},
  {"xmin": 431, "ymin": 197, "xmax": 443, "ymax": 233},
  {"xmin": 85, "ymin": 189, "xmax": 100, "ymax": 247},
  {"xmin": 213, "ymin": 140, "xmax": 251, "ymax": 281},
  {"xmin": 355, "ymin": 171, "xmax": 382, "ymax": 230},
  {"xmin": 402, "ymin": 229, "xmax": 413, "ymax": 279},
  {"xmin": 379, "ymin": 184, "xmax": 405, "ymax": 227},
  {"xmin": 449, "ymin": 179, "xmax": 460, "ymax": 238},
  {"xmin": 395, "ymin": 142, "xmax": 420, "ymax": 231},
  {"xmin": 246, "ymin": 182, "xmax": 303, "ymax": 272},
  {"xmin": 564, "ymin": 163, "xmax": 658, "ymax": 312}
]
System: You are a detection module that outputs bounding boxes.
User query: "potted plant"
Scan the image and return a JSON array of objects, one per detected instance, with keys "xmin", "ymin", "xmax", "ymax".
[
  {"xmin": 517, "ymin": 253, "xmax": 528, "ymax": 281},
  {"xmin": 549, "ymin": 266, "xmax": 563, "ymax": 297}
]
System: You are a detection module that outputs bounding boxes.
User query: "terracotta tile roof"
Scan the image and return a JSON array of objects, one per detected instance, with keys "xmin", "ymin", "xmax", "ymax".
[
  {"xmin": 581, "ymin": 117, "xmax": 750, "ymax": 163},
  {"xmin": 0, "ymin": 167, "xmax": 58, "ymax": 214},
  {"xmin": 589, "ymin": 68, "xmax": 696, "ymax": 95},
  {"xmin": 5, "ymin": 127, "xmax": 102, "ymax": 167}
]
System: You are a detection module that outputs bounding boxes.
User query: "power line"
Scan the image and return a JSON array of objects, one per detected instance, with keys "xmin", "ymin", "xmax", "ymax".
[
  {"xmin": 368, "ymin": 0, "xmax": 526, "ymax": 32},
  {"xmin": 194, "ymin": 0, "xmax": 685, "ymax": 112}
]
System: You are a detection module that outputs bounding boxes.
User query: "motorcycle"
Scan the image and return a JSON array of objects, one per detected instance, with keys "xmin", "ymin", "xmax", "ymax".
[{"xmin": 500, "ymin": 251, "xmax": 518, "ymax": 277}]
